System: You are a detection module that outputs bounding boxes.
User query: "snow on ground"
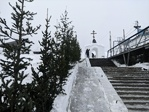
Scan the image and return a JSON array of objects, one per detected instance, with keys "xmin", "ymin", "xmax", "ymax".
[
  {"xmin": 51, "ymin": 63, "xmax": 79, "ymax": 112},
  {"xmin": 131, "ymin": 62, "xmax": 149, "ymax": 70},
  {"xmin": 112, "ymin": 59, "xmax": 149, "ymax": 70},
  {"xmin": 112, "ymin": 60, "xmax": 127, "ymax": 67},
  {"xmin": 0, "ymin": 54, "xmax": 41, "ymax": 84},
  {"xmin": 67, "ymin": 60, "xmax": 111, "ymax": 112}
]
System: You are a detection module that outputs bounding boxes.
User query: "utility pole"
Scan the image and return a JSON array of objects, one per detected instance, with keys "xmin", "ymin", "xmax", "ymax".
[
  {"xmin": 109, "ymin": 31, "xmax": 112, "ymax": 56},
  {"xmin": 109, "ymin": 31, "xmax": 112, "ymax": 49},
  {"xmin": 123, "ymin": 29, "xmax": 125, "ymax": 40}
]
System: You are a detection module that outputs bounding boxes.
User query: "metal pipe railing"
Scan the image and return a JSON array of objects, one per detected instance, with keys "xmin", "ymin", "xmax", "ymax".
[{"xmin": 107, "ymin": 26, "xmax": 149, "ymax": 58}]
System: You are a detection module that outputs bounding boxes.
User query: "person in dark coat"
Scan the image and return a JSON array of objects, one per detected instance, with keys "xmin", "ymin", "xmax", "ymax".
[
  {"xmin": 86, "ymin": 49, "xmax": 90, "ymax": 58},
  {"xmin": 92, "ymin": 53, "xmax": 95, "ymax": 58}
]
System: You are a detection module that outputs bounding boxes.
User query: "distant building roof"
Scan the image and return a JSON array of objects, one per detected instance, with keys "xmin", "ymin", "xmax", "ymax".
[{"xmin": 0, "ymin": 40, "xmax": 18, "ymax": 47}]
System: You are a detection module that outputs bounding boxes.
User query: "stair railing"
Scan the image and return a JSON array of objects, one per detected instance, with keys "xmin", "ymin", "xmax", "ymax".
[{"xmin": 107, "ymin": 26, "xmax": 149, "ymax": 58}]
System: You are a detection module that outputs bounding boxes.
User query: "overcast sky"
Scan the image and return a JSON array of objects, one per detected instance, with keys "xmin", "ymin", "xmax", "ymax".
[{"xmin": 0, "ymin": 0, "xmax": 149, "ymax": 54}]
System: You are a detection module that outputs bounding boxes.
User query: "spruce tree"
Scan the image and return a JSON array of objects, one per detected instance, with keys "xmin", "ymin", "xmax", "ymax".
[
  {"xmin": 0, "ymin": 0, "xmax": 40, "ymax": 112},
  {"xmin": 69, "ymin": 35, "xmax": 81, "ymax": 63},
  {"xmin": 54, "ymin": 10, "xmax": 81, "ymax": 92},
  {"xmin": 30, "ymin": 10, "xmax": 81, "ymax": 112},
  {"xmin": 31, "ymin": 10, "xmax": 59, "ymax": 112}
]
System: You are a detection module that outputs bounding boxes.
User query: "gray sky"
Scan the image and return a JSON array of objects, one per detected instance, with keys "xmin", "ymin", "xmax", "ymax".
[{"xmin": 0, "ymin": 0, "xmax": 149, "ymax": 54}]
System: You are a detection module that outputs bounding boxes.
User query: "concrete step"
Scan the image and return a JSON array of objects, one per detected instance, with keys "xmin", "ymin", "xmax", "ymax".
[
  {"xmin": 108, "ymin": 77, "xmax": 149, "ymax": 80},
  {"xmin": 102, "ymin": 67, "xmax": 142, "ymax": 72},
  {"xmin": 105, "ymin": 73, "xmax": 149, "ymax": 77},
  {"xmin": 117, "ymin": 91, "xmax": 149, "ymax": 95},
  {"xmin": 124, "ymin": 101, "xmax": 149, "ymax": 105},
  {"xmin": 110, "ymin": 80, "xmax": 149, "ymax": 83},
  {"xmin": 90, "ymin": 59, "xmax": 116, "ymax": 67},
  {"xmin": 112, "ymin": 84, "xmax": 149, "ymax": 87},
  {"xmin": 101, "ymin": 65, "xmax": 149, "ymax": 111},
  {"xmin": 114, "ymin": 86, "xmax": 149, "ymax": 91},
  {"xmin": 105, "ymin": 72, "xmax": 149, "ymax": 75},
  {"xmin": 129, "ymin": 110, "xmax": 149, "ymax": 112},
  {"xmin": 126, "ymin": 104, "xmax": 149, "ymax": 111},
  {"xmin": 120, "ymin": 95, "xmax": 149, "ymax": 100}
]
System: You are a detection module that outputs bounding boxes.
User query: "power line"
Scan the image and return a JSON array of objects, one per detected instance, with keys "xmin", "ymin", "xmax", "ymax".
[{"xmin": 125, "ymin": 28, "xmax": 136, "ymax": 38}]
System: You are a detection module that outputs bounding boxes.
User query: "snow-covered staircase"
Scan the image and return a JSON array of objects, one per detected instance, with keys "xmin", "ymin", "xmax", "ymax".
[
  {"xmin": 89, "ymin": 59, "xmax": 149, "ymax": 111},
  {"xmin": 102, "ymin": 67, "xmax": 149, "ymax": 112}
]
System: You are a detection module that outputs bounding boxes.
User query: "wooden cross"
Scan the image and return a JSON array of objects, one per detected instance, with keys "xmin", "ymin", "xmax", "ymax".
[{"xmin": 91, "ymin": 30, "xmax": 97, "ymax": 38}]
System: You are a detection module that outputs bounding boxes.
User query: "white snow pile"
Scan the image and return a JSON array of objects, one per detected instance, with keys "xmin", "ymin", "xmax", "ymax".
[
  {"xmin": 112, "ymin": 60, "xmax": 149, "ymax": 70},
  {"xmin": 51, "ymin": 63, "xmax": 79, "ymax": 112},
  {"xmin": 132, "ymin": 62, "xmax": 149, "ymax": 70},
  {"xmin": 112, "ymin": 60, "xmax": 127, "ymax": 67}
]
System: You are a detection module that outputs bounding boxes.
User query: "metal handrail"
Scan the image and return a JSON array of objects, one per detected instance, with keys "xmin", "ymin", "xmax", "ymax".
[{"xmin": 107, "ymin": 26, "xmax": 149, "ymax": 58}]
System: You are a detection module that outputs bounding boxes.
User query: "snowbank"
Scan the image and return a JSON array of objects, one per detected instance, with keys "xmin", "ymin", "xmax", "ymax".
[
  {"xmin": 112, "ymin": 60, "xmax": 127, "ymax": 67},
  {"xmin": 51, "ymin": 63, "xmax": 79, "ymax": 112},
  {"xmin": 132, "ymin": 62, "xmax": 149, "ymax": 70},
  {"xmin": 112, "ymin": 59, "xmax": 149, "ymax": 70}
]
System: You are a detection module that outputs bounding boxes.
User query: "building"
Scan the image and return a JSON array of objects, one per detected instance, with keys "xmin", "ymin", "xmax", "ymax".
[{"xmin": 85, "ymin": 30, "xmax": 105, "ymax": 58}]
